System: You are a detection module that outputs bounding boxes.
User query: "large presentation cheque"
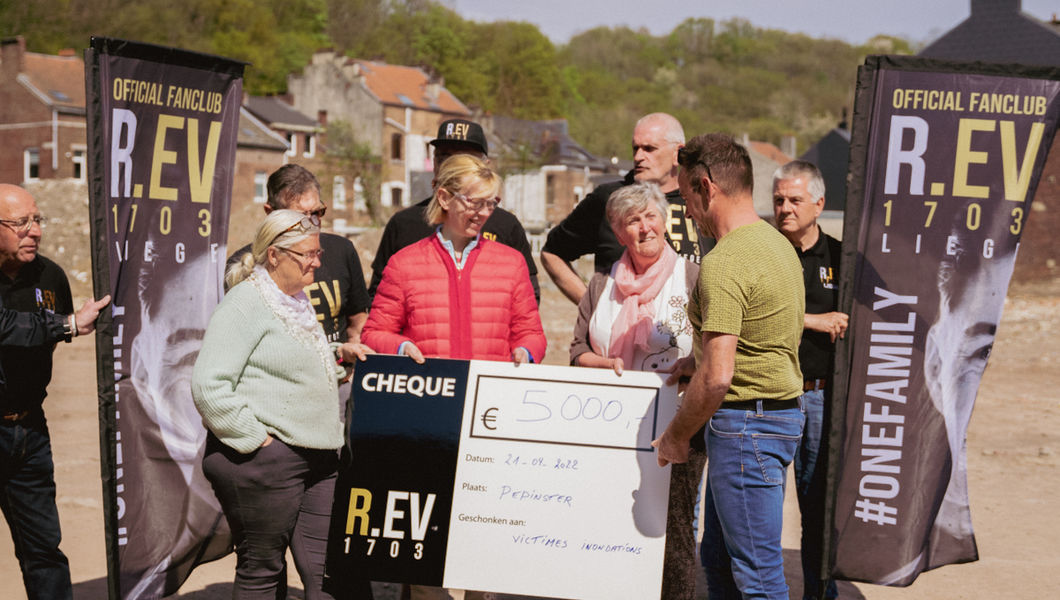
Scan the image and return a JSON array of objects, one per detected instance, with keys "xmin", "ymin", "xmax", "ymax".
[{"xmin": 326, "ymin": 355, "xmax": 679, "ymax": 599}]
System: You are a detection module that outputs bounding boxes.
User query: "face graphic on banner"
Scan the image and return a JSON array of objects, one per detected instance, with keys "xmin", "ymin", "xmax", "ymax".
[
  {"xmin": 125, "ymin": 247, "xmax": 227, "ymax": 596},
  {"xmin": 131, "ymin": 250, "xmax": 218, "ymax": 482},
  {"xmin": 923, "ymin": 217, "xmax": 1016, "ymax": 541}
]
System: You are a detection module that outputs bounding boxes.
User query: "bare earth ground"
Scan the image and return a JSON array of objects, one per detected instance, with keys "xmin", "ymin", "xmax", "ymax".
[{"xmin": 2, "ymin": 240, "xmax": 1058, "ymax": 598}]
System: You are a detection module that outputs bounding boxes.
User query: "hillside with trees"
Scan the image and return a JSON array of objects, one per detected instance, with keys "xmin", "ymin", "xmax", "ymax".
[{"xmin": 1, "ymin": 0, "xmax": 914, "ymax": 158}]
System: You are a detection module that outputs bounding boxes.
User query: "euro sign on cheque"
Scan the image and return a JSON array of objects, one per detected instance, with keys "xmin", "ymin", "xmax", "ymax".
[{"xmin": 325, "ymin": 354, "xmax": 679, "ymax": 599}]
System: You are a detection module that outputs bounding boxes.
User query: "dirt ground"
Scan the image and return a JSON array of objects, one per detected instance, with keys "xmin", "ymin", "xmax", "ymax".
[{"xmin": 2, "ymin": 245, "xmax": 1058, "ymax": 599}]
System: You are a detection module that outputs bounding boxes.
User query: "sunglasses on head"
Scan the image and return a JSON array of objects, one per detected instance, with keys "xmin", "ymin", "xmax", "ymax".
[
  {"xmin": 677, "ymin": 146, "xmax": 713, "ymax": 184},
  {"xmin": 270, "ymin": 213, "xmax": 319, "ymax": 246}
]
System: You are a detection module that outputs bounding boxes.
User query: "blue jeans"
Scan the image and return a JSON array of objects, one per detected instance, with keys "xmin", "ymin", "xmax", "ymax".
[
  {"xmin": 700, "ymin": 402, "xmax": 804, "ymax": 600},
  {"xmin": 0, "ymin": 414, "xmax": 73, "ymax": 600},
  {"xmin": 794, "ymin": 388, "xmax": 838, "ymax": 600}
]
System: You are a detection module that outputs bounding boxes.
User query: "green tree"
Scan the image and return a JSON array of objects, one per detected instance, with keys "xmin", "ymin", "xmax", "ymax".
[
  {"xmin": 471, "ymin": 21, "xmax": 564, "ymax": 118},
  {"xmin": 324, "ymin": 120, "xmax": 383, "ymax": 224}
]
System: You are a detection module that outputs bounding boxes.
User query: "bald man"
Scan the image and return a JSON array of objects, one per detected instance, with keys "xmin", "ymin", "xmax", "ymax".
[
  {"xmin": 0, "ymin": 184, "xmax": 109, "ymax": 600},
  {"xmin": 541, "ymin": 114, "xmax": 709, "ymax": 599},
  {"xmin": 540, "ymin": 112, "xmax": 710, "ymax": 304}
]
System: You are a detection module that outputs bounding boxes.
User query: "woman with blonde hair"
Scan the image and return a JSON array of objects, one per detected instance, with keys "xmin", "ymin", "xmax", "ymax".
[
  {"xmin": 363, "ymin": 154, "xmax": 545, "ymax": 364},
  {"xmin": 192, "ymin": 209, "xmax": 369, "ymax": 599}
]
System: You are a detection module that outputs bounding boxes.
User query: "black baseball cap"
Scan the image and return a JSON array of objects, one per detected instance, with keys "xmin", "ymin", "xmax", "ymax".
[{"xmin": 429, "ymin": 118, "xmax": 488, "ymax": 155}]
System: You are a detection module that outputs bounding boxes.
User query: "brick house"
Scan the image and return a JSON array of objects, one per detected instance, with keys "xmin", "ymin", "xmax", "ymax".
[
  {"xmin": 484, "ymin": 115, "xmax": 609, "ymax": 231},
  {"xmin": 226, "ymin": 108, "xmax": 290, "ymax": 250},
  {"xmin": 0, "ymin": 36, "xmax": 288, "ymax": 250},
  {"xmin": 0, "ymin": 37, "xmax": 86, "ymax": 184},
  {"xmin": 286, "ymin": 52, "xmax": 472, "ymax": 212}
]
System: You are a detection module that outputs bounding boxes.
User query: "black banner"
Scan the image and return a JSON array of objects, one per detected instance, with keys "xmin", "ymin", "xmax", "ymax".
[
  {"xmin": 85, "ymin": 38, "xmax": 244, "ymax": 599},
  {"xmin": 828, "ymin": 56, "xmax": 1060, "ymax": 586}
]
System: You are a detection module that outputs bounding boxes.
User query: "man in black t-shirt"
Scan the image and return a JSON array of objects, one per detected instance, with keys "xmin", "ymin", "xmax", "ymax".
[
  {"xmin": 773, "ymin": 160, "xmax": 847, "ymax": 600},
  {"xmin": 368, "ymin": 118, "xmax": 540, "ymax": 303},
  {"xmin": 228, "ymin": 164, "xmax": 371, "ymax": 344},
  {"xmin": 1, "ymin": 184, "xmax": 108, "ymax": 600},
  {"xmin": 540, "ymin": 112, "xmax": 711, "ymax": 304}
]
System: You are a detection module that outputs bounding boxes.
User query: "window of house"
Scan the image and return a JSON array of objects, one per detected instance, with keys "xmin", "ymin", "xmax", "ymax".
[
  {"xmin": 333, "ymin": 176, "xmax": 346, "ymax": 210},
  {"xmin": 304, "ymin": 134, "xmax": 316, "ymax": 158},
  {"xmin": 253, "ymin": 171, "xmax": 268, "ymax": 204},
  {"xmin": 24, "ymin": 148, "xmax": 40, "ymax": 181},
  {"xmin": 353, "ymin": 177, "xmax": 366, "ymax": 212},
  {"xmin": 391, "ymin": 133, "xmax": 403, "ymax": 160},
  {"xmin": 72, "ymin": 150, "xmax": 86, "ymax": 181},
  {"xmin": 285, "ymin": 132, "xmax": 296, "ymax": 157},
  {"xmin": 390, "ymin": 187, "xmax": 403, "ymax": 207}
]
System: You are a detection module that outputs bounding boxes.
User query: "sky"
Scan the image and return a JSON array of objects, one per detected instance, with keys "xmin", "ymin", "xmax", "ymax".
[{"xmin": 449, "ymin": 0, "xmax": 1058, "ymax": 46}]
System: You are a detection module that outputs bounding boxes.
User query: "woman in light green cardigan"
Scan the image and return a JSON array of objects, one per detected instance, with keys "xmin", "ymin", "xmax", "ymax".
[{"xmin": 192, "ymin": 209, "xmax": 368, "ymax": 599}]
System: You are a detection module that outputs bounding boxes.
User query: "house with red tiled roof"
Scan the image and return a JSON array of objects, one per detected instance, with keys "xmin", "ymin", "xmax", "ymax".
[
  {"xmin": 286, "ymin": 52, "xmax": 472, "ymax": 211},
  {"xmin": 0, "ymin": 37, "xmax": 87, "ymax": 184},
  {"xmin": 734, "ymin": 135, "xmax": 794, "ymax": 219},
  {"xmin": 0, "ymin": 35, "xmax": 289, "ymax": 250}
]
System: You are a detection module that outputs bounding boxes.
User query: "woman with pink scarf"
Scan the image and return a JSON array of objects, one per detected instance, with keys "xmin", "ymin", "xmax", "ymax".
[
  {"xmin": 569, "ymin": 181, "xmax": 703, "ymax": 600},
  {"xmin": 570, "ymin": 181, "xmax": 697, "ymax": 374}
]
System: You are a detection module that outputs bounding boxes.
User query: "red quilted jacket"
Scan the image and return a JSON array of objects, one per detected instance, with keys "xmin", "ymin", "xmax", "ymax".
[{"xmin": 363, "ymin": 235, "xmax": 546, "ymax": 362}]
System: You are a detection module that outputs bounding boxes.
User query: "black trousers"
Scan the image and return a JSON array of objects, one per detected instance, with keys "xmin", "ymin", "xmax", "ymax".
[{"xmin": 203, "ymin": 434, "xmax": 338, "ymax": 600}]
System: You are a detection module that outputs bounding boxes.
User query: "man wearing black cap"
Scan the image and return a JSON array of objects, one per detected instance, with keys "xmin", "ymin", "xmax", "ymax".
[{"xmin": 368, "ymin": 118, "xmax": 539, "ymax": 303}]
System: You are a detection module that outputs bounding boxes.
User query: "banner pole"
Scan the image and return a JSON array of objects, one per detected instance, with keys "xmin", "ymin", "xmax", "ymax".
[{"xmin": 84, "ymin": 38, "xmax": 121, "ymax": 600}]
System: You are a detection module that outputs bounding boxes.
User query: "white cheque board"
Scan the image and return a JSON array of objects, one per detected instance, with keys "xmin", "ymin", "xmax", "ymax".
[{"xmin": 328, "ymin": 356, "xmax": 678, "ymax": 600}]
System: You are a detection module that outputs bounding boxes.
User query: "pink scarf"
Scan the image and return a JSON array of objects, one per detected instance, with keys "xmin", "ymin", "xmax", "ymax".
[{"xmin": 608, "ymin": 245, "xmax": 678, "ymax": 368}]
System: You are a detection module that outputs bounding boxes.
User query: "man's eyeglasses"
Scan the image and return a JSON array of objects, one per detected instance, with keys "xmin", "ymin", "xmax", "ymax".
[
  {"xmin": 454, "ymin": 193, "xmax": 500, "ymax": 213},
  {"xmin": 279, "ymin": 247, "xmax": 324, "ymax": 264},
  {"xmin": 305, "ymin": 207, "xmax": 326, "ymax": 220},
  {"xmin": 0, "ymin": 215, "xmax": 45, "ymax": 234}
]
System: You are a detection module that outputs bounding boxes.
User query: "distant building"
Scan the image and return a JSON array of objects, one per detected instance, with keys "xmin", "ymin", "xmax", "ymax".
[
  {"xmin": 799, "ymin": 121, "xmax": 851, "ymax": 213},
  {"xmin": 919, "ymin": 0, "xmax": 1060, "ymax": 65},
  {"xmin": 484, "ymin": 115, "xmax": 609, "ymax": 231},
  {"xmin": 286, "ymin": 53, "xmax": 471, "ymax": 211},
  {"xmin": 0, "ymin": 37, "xmax": 85, "ymax": 184},
  {"xmin": 919, "ymin": 0, "xmax": 1060, "ymax": 281},
  {"xmin": 227, "ymin": 107, "xmax": 290, "ymax": 250},
  {"xmin": 738, "ymin": 135, "xmax": 794, "ymax": 218},
  {"xmin": 0, "ymin": 35, "xmax": 289, "ymax": 250},
  {"xmin": 240, "ymin": 93, "xmax": 359, "ymax": 236}
]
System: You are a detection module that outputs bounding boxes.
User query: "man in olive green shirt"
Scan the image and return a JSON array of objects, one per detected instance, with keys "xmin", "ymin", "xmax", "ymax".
[{"xmin": 655, "ymin": 133, "xmax": 805, "ymax": 599}]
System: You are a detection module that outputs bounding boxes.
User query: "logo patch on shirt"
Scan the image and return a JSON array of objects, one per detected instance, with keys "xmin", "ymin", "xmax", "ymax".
[{"xmin": 819, "ymin": 266, "xmax": 836, "ymax": 290}]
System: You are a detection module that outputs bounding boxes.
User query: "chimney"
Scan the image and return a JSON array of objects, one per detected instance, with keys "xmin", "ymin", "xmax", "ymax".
[
  {"xmin": 426, "ymin": 81, "xmax": 441, "ymax": 103},
  {"xmin": 318, "ymin": 110, "xmax": 328, "ymax": 127},
  {"xmin": 1, "ymin": 35, "xmax": 27, "ymax": 81},
  {"xmin": 781, "ymin": 135, "xmax": 797, "ymax": 158},
  {"xmin": 971, "ymin": 0, "xmax": 1020, "ymax": 17}
]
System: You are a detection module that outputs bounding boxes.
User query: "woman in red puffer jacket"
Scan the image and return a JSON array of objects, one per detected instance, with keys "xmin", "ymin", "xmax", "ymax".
[{"xmin": 363, "ymin": 154, "xmax": 546, "ymax": 364}]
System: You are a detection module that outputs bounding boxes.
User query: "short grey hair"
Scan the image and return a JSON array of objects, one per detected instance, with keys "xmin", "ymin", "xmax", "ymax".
[
  {"xmin": 635, "ymin": 113, "xmax": 685, "ymax": 146},
  {"xmin": 772, "ymin": 160, "xmax": 826, "ymax": 201},
  {"xmin": 606, "ymin": 182, "xmax": 668, "ymax": 234}
]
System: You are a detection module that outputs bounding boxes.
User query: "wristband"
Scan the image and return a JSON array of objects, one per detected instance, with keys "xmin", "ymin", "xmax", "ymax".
[{"xmin": 62, "ymin": 314, "xmax": 76, "ymax": 340}]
